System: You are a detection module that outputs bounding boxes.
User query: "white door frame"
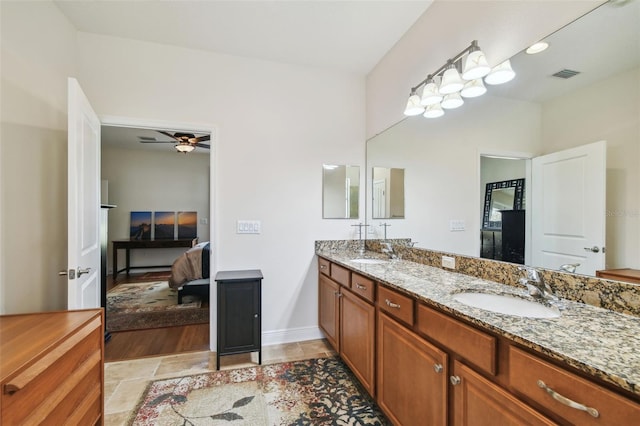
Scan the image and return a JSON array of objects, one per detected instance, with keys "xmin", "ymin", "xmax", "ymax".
[
  {"xmin": 101, "ymin": 115, "xmax": 218, "ymax": 351},
  {"xmin": 477, "ymin": 149, "xmax": 534, "ymax": 265}
]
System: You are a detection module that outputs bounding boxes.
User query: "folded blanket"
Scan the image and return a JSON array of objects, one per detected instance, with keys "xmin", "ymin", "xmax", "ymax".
[{"xmin": 168, "ymin": 242, "xmax": 210, "ymax": 289}]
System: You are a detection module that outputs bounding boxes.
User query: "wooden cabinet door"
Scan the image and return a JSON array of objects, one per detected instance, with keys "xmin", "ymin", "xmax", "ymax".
[
  {"xmin": 340, "ymin": 288, "xmax": 375, "ymax": 396},
  {"xmin": 451, "ymin": 360, "xmax": 555, "ymax": 426},
  {"xmin": 377, "ymin": 312, "xmax": 447, "ymax": 426},
  {"xmin": 318, "ymin": 273, "xmax": 340, "ymax": 351}
]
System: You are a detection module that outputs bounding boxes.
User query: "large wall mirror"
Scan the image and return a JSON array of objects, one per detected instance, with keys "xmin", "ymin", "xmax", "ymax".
[
  {"xmin": 323, "ymin": 164, "xmax": 360, "ymax": 219},
  {"xmin": 366, "ymin": 0, "xmax": 640, "ymax": 277}
]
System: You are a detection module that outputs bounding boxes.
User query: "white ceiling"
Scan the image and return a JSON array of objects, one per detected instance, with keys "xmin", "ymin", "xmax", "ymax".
[{"xmin": 54, "ymin": 0, "xmax": 432, "ymax": 74}]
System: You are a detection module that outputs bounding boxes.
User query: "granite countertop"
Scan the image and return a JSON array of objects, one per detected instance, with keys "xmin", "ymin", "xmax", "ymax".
[{"xmin": 316, "ymin": 249, "xmax": 640, "ymax": 397}]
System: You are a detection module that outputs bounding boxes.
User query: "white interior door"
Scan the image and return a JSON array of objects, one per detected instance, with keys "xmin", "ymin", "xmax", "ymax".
[
  {"xmin": 373, "ymin": 179, "xmax": 386, "ymax": 218},
  {"xmin": 531, "ymin": 141, "xmax": 606, "ymax": 275},
  {"xmin": 67, "ymin": 78, "xmax": 101, "ymax": 309}
]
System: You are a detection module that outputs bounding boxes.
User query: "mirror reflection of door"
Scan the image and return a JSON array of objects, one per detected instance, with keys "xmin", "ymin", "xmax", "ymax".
[{"xmin": 372, "ymin": 167, "xmax": 405, "ymax": 219}]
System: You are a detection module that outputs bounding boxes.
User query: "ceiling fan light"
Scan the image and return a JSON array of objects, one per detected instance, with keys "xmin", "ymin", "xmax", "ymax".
[
  {"xmin": 404, "ymin": 93, "xmax": 426, "ymax": 116},
  {"xmin": 423, "ymin": 103, "xmax": 445, "ymax": 118},
  {"xmin": 462, "ymin": 48, "xmax": 490, "ymax": 80},
  {"xmin": 439, "ymin": 63, "xmax": 464, "ymax": 94},
  {"xmin": 420, "ymin": 79, "xmax": 443, "ymax": 106},
  {"xmin": 441, "ymin": 93, "xmax": 464, "ymax": 109},
  {"xmin": 460, "ymin": 79, "xmax": 487, "ymax": 98},
  {"xmin": 175, "ymin": 143, "xmax": 195, "ymax": 153},
  {"xmin": 485, "ymin": 59, "xmax": 516, "ymax": 85}
]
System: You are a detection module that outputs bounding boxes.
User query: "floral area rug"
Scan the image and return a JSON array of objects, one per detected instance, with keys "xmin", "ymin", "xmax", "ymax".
[
  {"xmin": 129, "ymin": 357, "xmax": 390, "ymax": 425},
  {"xmin": 107, "ymin": 281, "xmax": 208, "ymax": 332}
]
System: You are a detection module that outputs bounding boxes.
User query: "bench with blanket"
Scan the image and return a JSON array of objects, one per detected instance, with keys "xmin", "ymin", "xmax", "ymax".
[{"xmin": 169, "ymin": 242, "xmax": 210, "ymax": 304}]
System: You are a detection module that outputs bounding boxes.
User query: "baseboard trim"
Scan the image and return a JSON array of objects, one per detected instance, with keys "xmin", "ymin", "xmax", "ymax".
[{"xmin": 262, "ymin": 326, "xmax": 324, "ymax": 347}]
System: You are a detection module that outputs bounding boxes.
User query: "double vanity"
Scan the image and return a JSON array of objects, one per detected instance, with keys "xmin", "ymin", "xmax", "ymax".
[{"xmin": 316, "ymin": 240, "xmax": 640, "ymax": 425}]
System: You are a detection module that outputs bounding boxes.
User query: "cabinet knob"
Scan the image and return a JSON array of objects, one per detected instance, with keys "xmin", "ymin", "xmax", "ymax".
[
  {"xmin": 254, "ymin": 313, "xmax": 259, "ymax": 318},
  {"xmin": 433, "ymin": 364, "xmax": 443, "ymax": 373},
  {"xmin": 450, "ymin": 375, "xmax": 461, "ymax": 386}
]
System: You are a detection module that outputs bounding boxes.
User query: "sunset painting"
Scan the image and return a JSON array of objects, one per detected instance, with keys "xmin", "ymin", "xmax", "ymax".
[
  {"xmin": 154, "ymin": 211, "xmax": 175, "ymax": 239},
  {"xmin": 130, "ymin": 211, "xmax": 151, "ymax": 240},
  {"xmin": 178, "ymin": 211, "xmax": 197, "ymax": 239}
]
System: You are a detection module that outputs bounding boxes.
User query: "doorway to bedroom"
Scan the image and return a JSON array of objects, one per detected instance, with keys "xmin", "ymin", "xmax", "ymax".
[{"xmin": 100, "ymin": 123, "xmax": 212, "ymax": 361}]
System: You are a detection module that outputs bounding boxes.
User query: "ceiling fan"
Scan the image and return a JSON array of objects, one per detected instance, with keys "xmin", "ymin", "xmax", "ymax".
[{"xmin": 139, "ymin": 131, "xmax": 210, "ymax": 153}]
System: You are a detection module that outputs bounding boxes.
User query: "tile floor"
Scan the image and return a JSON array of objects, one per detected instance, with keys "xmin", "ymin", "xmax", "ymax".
[{"xmin": 104, "ymin": 339, "xmax": 336, "ymax": 425}]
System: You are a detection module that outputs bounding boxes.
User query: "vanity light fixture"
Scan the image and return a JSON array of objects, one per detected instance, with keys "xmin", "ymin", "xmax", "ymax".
[
  {"xmin": 403, "ymin": 89, "xmax": 425, "ymax": 116},
  {"xmin": 404, "ymin": 40, "xmax": 515, "ymax": 118}
]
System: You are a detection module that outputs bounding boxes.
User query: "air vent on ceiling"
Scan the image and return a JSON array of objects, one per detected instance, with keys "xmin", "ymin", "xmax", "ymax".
[
  {"xmin": 552, "ymin": 69, "xmax": 581, "ymax": 79},
  {"xmin": 138, "ymin": 136, "xmax": 156, "ymax": 141}
]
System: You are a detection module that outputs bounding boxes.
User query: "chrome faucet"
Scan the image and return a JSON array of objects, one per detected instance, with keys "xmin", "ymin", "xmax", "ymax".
[
  {"xmin": 559, "ymin": 263, "xmax": 580, "ymax": 273},
  {"xmin": 517, "ymin": 266, "xmax": 556, "ymax": 300},
  {"xmin": 351, "ymin": 223, "xmax": 369, "ymax": 256},
  {"xmin": 381, "ymin": 242, "xmax": 397, "ymax": 260}
]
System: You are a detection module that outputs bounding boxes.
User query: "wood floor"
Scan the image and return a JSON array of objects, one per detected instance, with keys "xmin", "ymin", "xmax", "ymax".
[{"xmin": 105, "ymin": 271, "xmax": 210, "ymax": 362}]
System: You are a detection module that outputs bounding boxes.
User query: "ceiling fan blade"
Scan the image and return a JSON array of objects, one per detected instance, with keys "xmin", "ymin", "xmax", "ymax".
[
  {"xmin": 193, "ymin": 134, "xmax": 210, "ymax": 143},
  {"xmin": 195, "ymin": 143, "xmax": 210, "ymax": 149},
  {"xmin": 157, "ymin": 130, "xmax": 181, "ymax": 141}
]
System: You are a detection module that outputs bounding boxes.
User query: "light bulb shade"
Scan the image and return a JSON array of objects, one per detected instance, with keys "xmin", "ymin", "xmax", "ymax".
[
  {"xmin": 526, "ymin": 41, "xmax": 549, "ymax": 54},
  {"xmin": 462, "ymin": 49, "xmax": 490, "ymax": 80},
  {"xmin": 485, "ymin": 59, "xmax": 516, "ymax": 85},
  {"xmin": 460, "ymin": 79, "xmax": 487, "ymax": 98},
  {"xmin": 420, "ymin": 80, "xmax": 443, "ymax": 106},
  {"xmin": 441, "ymin": 93, "xmax": 464, "ymax": 109},
  {"xmin": 404, "ymin": 94, "xmax": 425, "ymax": 116},
  {"xmin": 423, "ymin": 103, "xmax": 444, "ymax": 118},
  {"xmin": 439, "ymin": 65, "xmax": 464, "ymax": 94},
  {"xmin": 175, "ymin": 143, "xmax": 195, "ymax": 153}
]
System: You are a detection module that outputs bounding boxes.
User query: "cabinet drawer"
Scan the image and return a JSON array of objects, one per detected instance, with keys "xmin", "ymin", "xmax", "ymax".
[
  {"xmin": 330, "ymin": 263, "xmax": 351, "ymax": 287},
  {"xmin": 377, "ymin": 286, "xmax": 414, "ymax": 326},
  {"xmin": 2, "ymin": 317, "xmax": 102, "ymax": 425},
  {"xmin": 351, "ymin": 272, "xmax": 375, "ymax": 303},
  {"xmin": 417, "ymin": 304, "xmax": 496, "ymax": 375},
  {"xmin": 509, "ymin": 346, "xmax": 640, "ymax": 425},
  {"xmin": 318, "ymin": 257, "xmax": 330, "ymax": 276}
]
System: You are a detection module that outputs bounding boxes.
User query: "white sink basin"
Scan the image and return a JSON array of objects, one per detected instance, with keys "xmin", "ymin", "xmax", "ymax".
[
  {"xmin": 350, "ymin": 258, "xmax": 388, "ymax": 265},
  {"xmin": 453, "ymin": 292, "xmax": 561, "ymax": 318}
]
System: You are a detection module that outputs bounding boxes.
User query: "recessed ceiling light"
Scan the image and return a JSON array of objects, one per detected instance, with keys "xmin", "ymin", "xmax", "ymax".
[{"xmin": 526, "ymin": 41, "xmax": 549, "ymax": 55}]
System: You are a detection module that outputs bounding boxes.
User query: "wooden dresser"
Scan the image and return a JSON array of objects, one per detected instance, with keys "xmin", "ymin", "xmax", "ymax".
[{"xmin": 0, "ymin": 309, "xmax": 104, "ymax": 425}]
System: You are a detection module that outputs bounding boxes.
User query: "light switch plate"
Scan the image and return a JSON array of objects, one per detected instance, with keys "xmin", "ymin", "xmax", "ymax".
[
  {"xmin": 449, "ymin": 220, "xmax": 466, "ymax": 231},
  {"xmin": 237, "ymin": 220, "xmax": 261, "ymax": 234}
]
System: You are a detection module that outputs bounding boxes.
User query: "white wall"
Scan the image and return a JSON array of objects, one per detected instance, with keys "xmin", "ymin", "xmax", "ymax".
[
  {"xmin": 101, "ymin": 146, "xmax": 210, "ymax": 272},
  {"xmin": 0, "ymin": 1, "xmax": 77, "ymax": 314},
  {"xmin": 541, "ymin": 67, "xmax": 640, "ymax": 269},
  {"xmin": 366, "ymin": 95, "xmax": 541, "ymax": 255},
  {"xmin": 366, "ymin": 0, "xmax": 601, "ymax": 139},
  {"xmin": 76, "ymin": 32, "xmax": 366, "ymax": 343}
]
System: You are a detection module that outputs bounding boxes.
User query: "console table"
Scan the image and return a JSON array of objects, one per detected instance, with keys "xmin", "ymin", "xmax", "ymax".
[{"xmin": 112, "ymin": 238, "xmax": 197, "ymax": 279}]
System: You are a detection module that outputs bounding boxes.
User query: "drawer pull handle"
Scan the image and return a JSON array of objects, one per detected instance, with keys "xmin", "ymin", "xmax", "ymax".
[
  {"xmin": 355, "ymin": 283, "xmax": 367, "ymax": 290},
  {"xmin": 450, "ymin": 375, "xmax": 461, "ymax": 386},
  {"xmin": 385, "ymin": 299, "xmax": 401, "ymax": 309},
  {"xmin": 320, "ymin": 265, "xmax": 327, "ymax": 269},
  {"xmin": 537, "ymin": 380, "xmax": 599, "ymax": 418},
  {"xmin": 433, "ymin": 363, "xmax": 443, "ymax": 373}
]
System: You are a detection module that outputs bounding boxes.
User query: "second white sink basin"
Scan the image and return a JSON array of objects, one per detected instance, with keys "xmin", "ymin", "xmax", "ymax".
[
  {"xmin": 453, "ymin": 292, "xmax": 561, "ymax": 318},
  {"xmin": 350, "ymin": 258, "xmax": 388, "ymax": 265}
]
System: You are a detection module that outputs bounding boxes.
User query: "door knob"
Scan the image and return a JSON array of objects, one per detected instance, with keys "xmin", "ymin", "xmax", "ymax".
[
  {"xmin": 77, "ymin": 267, "xmax": 91, "ymax": 277},
  {"xmin": 583, "ymin": 246, "xmax": 600, "ymax": 253}
]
